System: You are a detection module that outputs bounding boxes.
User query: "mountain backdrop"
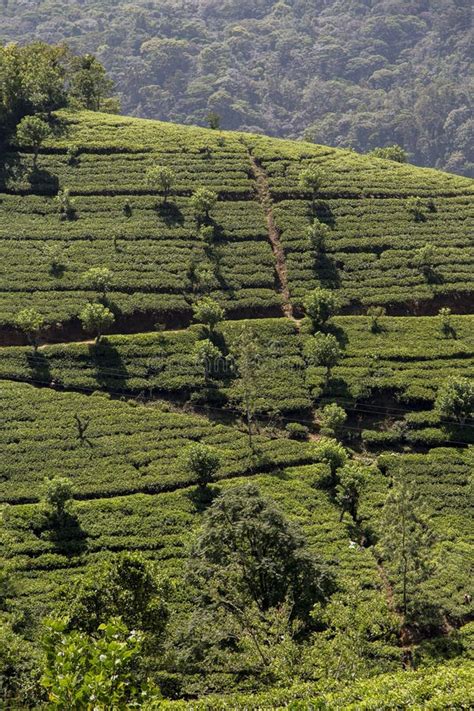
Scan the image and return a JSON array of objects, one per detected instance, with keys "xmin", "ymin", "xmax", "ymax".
[{"xmin": 1, "ymin": 0, "xmax": 472, "ymax": 175}]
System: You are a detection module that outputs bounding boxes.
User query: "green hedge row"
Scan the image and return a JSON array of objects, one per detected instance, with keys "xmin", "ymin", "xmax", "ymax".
[{"xmin": 0, "ymin": 380, "xmax": 316, "ymax": 504}]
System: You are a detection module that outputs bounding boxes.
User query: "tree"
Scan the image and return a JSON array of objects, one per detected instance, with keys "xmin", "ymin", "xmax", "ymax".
[
  {"xmin": 193, "ymin": 262, "xmax": 216, "ymax": 293},
  {"xmin": 69, "ymin": 53, "xmax": 118, "ymax": 112},
  {"xmin": 198, "ymin": 224, "xmax": 215, "ymax": 246},
  {"xmin": 299, "ymin": 166, "xmax": 325, "ymax": 210},
  {"xmin": 310, "ymin": 583, "xmax": 399, "ymax": 682},
  {"xmin": 367, "ymin": 306, "xmax": 386, "ymax": 333},
  {"xmin": 43, "ymin": 476, "xmax": 73, "ymax": 518},
  {"xmin": 413, "ymin": 244, "xmax": 437, "ymax": 279},
  {"xmin": 15, "ymin": 115, "xmax": 52, "ymax": 167},
  {"xmin": 335, "ymin": 462, "xmax": 367, "ymax": 522},
  {"xmin": 56, "ymin": 188, "xmax": 76, "ymax": 221},
  {"xmin": 15, "ymin": 308, "xmax": 46, "ymax": 351},
  {"xmin": 40, "ymin": 618, "xmax": 152, "ymax": 709},
  {"xmin": 82, "ymin": 266, "xmax": 113, "ymax": 299},
  {"xmin": 435, "ymin": 376, "xmax": 474, "ymax": 426},
  {"xmin": 406, "ymin": 197, "xmax": 425, "ymax": 221},
  {"xmin": 368, "ymin": 145, "xmax": 408, "ymax": 163},
  {"xmin": 438, "ymin": 307, "xmax": 456, "ymax": 339},
  {"xmin": 306, "ymin": 218, "xmax": 330, "ymax": 252},
  {"xmin": 64, "ymin": 553, "xmax": 169, "ymax": 646},
  {"xmin": 304, "ymin": 332, "xmax": 342, "ymax": 383},
  {"xmin": 303, "ymin": 288, "xmax": 339, "ymax": 330},
  {"xmin": 192, "ymin": 297, "xmax": 224, "ymax": 333},
  {"xmin": 193, "ymin": 339, "xmax": 222, "ymax": 382},
  {"xmin": 318, "ymin": 402, "xmax": 347, "ymax": 438},
  {"xmin": 230, "ymin": 326, "xmax": 261, "ymax": 452},
  {"xmin": 207, "ymin": 111, "xmax": 221, "ymax": 129},
  {"xmin": 79, "ymin": 302, "xmax": 115, "ymax": 343},
  {"xmin": 377, "ymin": 478, "xmax": 436, "ymax": 618},
  {"xmin": 181, "ymin": 442, "xmax": 221, "ymax": 488},
  {"xmin": 190, "ymin": 187, "xmax": 217, "ymax": 222},
  {"xmin": 0, "ymin": 42, "xmax": 67, "ymax": 132},
  {"xmin": 187, "ymin": 484, "xmax": 334, "ymax": 630},
  {"xmin": 312, "ymin": 437, "xmax": 348, "ymax": 481},
  {"xmin": 145, "ymin": 164, "xmax": 176, "ymax": 203}
]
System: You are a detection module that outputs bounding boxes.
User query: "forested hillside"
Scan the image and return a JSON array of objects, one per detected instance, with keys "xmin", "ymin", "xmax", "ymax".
[{"xmin": 1, "ymin": 0, "xmax": 472, "ymax": 175}]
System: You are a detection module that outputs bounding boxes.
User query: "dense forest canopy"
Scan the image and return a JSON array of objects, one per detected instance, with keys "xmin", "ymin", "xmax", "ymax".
[{"xmin": 1, "ymin": 0, "xmax": 472, "ymax": 175}]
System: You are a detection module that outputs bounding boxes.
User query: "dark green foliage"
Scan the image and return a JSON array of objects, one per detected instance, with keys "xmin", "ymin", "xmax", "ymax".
[
  {"xmin": 180, "ymin": 443, "xmax": 221, "ymax": 488},
  {"xmin": 82, "ymin": 266, "xmax": 113, "ymax": 298},
  {"xmin": 368, "ymin": 145, "xmax": 408, "ymax": 163},
  {"xmin": 317, "ymin": 403, "xmax": 347, "ymax": 439},
  {"xmin": 41, "ymin": 618, "xmax": 150, "ymax": 708},
  {"xmin": 79, "ymin": 302, "xmax": 115, "ymax": 343},
  {"xmin": 187, "ymin": 484, "xmax": 335, "ymax": 625},
  {"xmin": 68, "ymin": 53, "xmax": 118, "ymax": 113},
  {"xmin": 303, "ymin": 288, "xmax": 339, "ymax": 330},
  {"xmin": 15, "ymin": 115, "xmax": 52, "ymax": 166},
  {"xmin": 64, "ymin": 553, "xmax": 169, "ymax": 645},
  {"xmin": 0, "ymin": 42, "xmax": 67, "ymax": 133},
  {"xmin": 438, "ymin": 307, "xmax": 456, "ymax": 339},
  {"xmin": 335, "ymin": 463, "xmax": 367, "ymax": 522},
  {"xmin": 145, "ymin": 164, "xmax": 176, "ymax": 203},
  {"xmin": 2, "ymin": 5, "xmax": 471, "ymax": 174},
  {"xmin": 15, "ymin": 308, "xmax": 46, "ymax": 351},
  {"xmin": 43, "ymin": 476, "xmax": 73, "ymax": 518},
  {"xmin": 311, "ymin": 438, "xmax": 348, "ymax": 480},
  {"xmin": 304, "ymin": 332, "xmax": 341, "ymax": 382},
  {"xmin": 207, "ymin": 112, "xmax": 221, "ymax": 130},
  {"xmin": 435, "ymin": 376, "xmax": 474, "ymax": 425},
  {"xmin": 192, "ymin": 297, "xmax": 225, "ymax": 332},
  {"xmin": 0, "ymin": 42, "xmax": 117, "ymax": 139},
  {"xmin": 0, "ymin": 620, "xmax": 40, "ymax": 708},
  {"xmin": 191, "ymin": 187, "xmax": 218, "ymax": 222},
  {"xmin": 377, "ymin": 479, "xmax": 436, "ymax": 620}
]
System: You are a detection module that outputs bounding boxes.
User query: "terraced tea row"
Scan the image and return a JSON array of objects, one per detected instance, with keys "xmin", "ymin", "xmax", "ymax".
[
  {"xmin": 0, "ymin": 380, "xmax": 316, "ymax": 504},
  {"xmin": 273, "ymin": 196, "xmax": 473, "ymax": 308},
  {"xmin": 1, "ymin": 110, "xmax": 472, "ymax": 331},
  {"xmin": 248, "ymin": 134, "xmax": 474, "ymax": 197},
  {"xmin": 1, "ymin": 382, "xmax": 470, "ymax": 627},
  {"xmin": 247, "ymin": 134, "xmax": 473, "ymax": 310},
  {"xmin": 0, "ymin": 192, "xmax": 282, "ymax": 326},
  {"xmin": 1, "ymin": 317, "xmax": 472, "ymax": 440}
]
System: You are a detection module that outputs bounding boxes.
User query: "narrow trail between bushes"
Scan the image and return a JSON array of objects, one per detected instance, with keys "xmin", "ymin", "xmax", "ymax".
[{"xmin": 248, "ymin": 152, "xmax": 294, "ymax": 320}]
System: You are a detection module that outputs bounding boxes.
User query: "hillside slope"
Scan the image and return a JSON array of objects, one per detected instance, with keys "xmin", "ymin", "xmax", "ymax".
[
  {"xmin": 1, "ymin": 111, "xmax": 473, "ymax": 705},
  {"xmin": 1, "ymin": 110, "xmax": 473, "ymax": 339}
]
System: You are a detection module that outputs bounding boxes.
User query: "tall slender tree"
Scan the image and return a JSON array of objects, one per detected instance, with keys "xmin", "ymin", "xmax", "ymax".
[
  {"xmin": 231, "ymin": 326, "xmax": 261, "ymax": 452},
  {"xmin": 377, "ymin": 478, "xmax": 435, "ymax": 618}
]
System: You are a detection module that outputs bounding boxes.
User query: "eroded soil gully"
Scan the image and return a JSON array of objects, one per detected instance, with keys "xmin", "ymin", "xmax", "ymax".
[
  {"xmin": 0, "ymin": 303, "xmax": 284, "ymax": 348},
  {"xmin": 248, "ymin": 152, "xmax": 294, "ymax": 319}
]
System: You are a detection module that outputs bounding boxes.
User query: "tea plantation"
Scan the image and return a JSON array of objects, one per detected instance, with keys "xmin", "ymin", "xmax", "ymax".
[
  {"xmin": 1, "ymin": 110, "xmax": 473, "ymax": 707},
  {"xmin": 1, "ymin": 111, "xmax": 473, "ymax": 332}
]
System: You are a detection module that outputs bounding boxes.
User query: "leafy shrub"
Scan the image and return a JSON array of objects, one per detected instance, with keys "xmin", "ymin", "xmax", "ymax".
[{"xmin": 286, "ymin": 422, "xmax": 309, "ymax": 440}]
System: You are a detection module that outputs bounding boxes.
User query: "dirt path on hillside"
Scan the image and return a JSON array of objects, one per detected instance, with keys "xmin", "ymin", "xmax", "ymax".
[{"xmin": 248, "ymin": 153, "xmax": 294, "ymax": 319}]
